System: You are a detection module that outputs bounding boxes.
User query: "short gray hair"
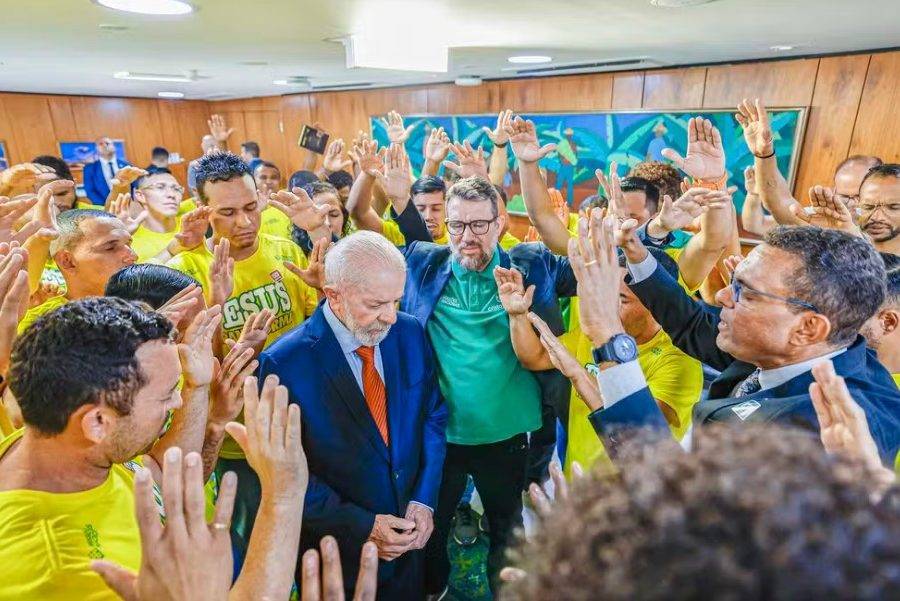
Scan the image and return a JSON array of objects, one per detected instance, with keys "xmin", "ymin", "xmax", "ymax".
[
  {"xmin": 324, "ymin": 230, "xmax": 406, "ymax": 289},
  {"xmin": 446, "ymin": 176, "xmax": 499, "ymax": 218},
  {"xmin": 49, "ymin": 209, "xmax": 115, "ymax": 256}
]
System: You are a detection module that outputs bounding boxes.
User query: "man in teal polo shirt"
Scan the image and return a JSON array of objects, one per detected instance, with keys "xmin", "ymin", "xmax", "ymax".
[{"xmin": 400, "ymin": 176, "xmax": 577, "ymax": 596}]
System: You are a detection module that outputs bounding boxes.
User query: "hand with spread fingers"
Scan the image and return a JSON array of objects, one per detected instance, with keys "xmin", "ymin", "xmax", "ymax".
[
  {"xmin": 178, "ymin": 306, "xmax": 223, "ymax": 389},
  {"xmin": 442, "ymin": 141, "xmax": 490, "ymax": 180},
  {"xmin": 380, "ymin": 110, "xmax": 416, "ymax": 144},
  {"xmin": 110, "ymin": 166, "xmax": 149, "ymax": 191},
  {"xmin": 0, "ymin": 247, "xmax": 30, "ymax": 375},
  {"xmin": 208, "ymin": 114, "xmax": 235, "ymax": 144},
  {"xmin": 284, "ymin": 236, "xmax": 329, "ymax": 291},
  {"xmin": 301, "ymin": 537, "xmax": 379, "ymax": 601},
  {"xmin": 0, "ymin": 163, "xmax": 57, "ymax": 197},
  {"xmin": 91, "ymin": 449, "xmax": 237, "ymax": 601},
  {"xmin": 482, "ymin": 109, "xmax": 514, "ymax": 146},
  {"xmin": 494, "ymin": 266, "xmax": 535, "ymax": 316},
  {"xmin": 209, "ymin": 341, "xmax": 257, "ymax": 427},
  {"xmin": 353, "ymin": 137, "xmax": 385, "ymax": 177},
  {"xmin": 791, "ymin": 186, "xmax": 862, "ymax": 236},
  {"xmin": 269, "ymin": 188, "xmax": 328, "ymax": 232},
  {"xmin": 504, "ymin": 116, "xmax": 557, "ymax": 164},
  {"xmin": 735, "ymin": 98, "xmax": 775, "ymax": 158},
  {"xmin": 595, "ymin": 163, "xmax": 627, "ymax": 218},
  {"xmin": 209, "ymin": 238, "xmax": 235, "ymax": 308},
  {"xmin": 647, "ymin": 187, "xmax": 731, "ymax": 238},
  {"xmin": 662, "ymin": 117, "xmax": 726, "ymax": 181},
  {"xmin": 171, "ymin": 206, "xmax": 211, "ymax": 254},
  {"xmin": 373, "ymin": 143, "xmax": 413, "ymax": 202},
  {"xmin": 157, "ymin": 283, "xmax": 204, "ymax": 330},
  {"xmin": 109, "ymin": 193, "xmax": 148, "ymax": 234},
  {"xmin": 235, "ymin": 309, "xmax": 276, "ymax": 358},
  {"xmin": 323, "ymin": 139, "xmax": 353, "ymax": 174},
  {"xmin": 424, "ymin": 126, "xmax": 452, "ymax": 164},
  {"xmin": 527, "ymin": 461, "xmax": 584, "ymax": 518},
  {"xmin": 0, "ymin": 195, "xmax": 40, "ymax": 246}
]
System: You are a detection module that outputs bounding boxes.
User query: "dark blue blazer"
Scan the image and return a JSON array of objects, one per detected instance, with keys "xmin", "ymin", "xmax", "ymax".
[
  {"xmin": 257, "ymin": 306, "xmax": 447, "ymax": 579},
  {"xmin": 82, "ymin": 158, "xmax": 131, "ymax": 205},
  {"xmin": 588, "ymin": 261, "xmax": 900, "ymax": 461}
]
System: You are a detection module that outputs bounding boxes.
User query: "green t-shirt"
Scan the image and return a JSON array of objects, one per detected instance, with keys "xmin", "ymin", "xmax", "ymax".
[{"xmin": 426, "ymin": 249, "xmax": 542, "ymax": 445}]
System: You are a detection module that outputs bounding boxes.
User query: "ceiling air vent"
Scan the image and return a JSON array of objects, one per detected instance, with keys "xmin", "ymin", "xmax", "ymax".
[
  {"xmin": 311, "ymin": 82, "xmax": 375, "ymax": 91},
  {"xmin": 512, "ymin": 57, "xmax": 663, "ymax": 76}
]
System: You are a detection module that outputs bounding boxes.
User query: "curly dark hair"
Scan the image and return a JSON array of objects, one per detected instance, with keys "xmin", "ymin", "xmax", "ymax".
[
  {"xmin": 503, "ymin": 425, "xmax": 900, "ymax": 601},
  {"xmin": 326, "ymin": 169, "xmax": 354, "ymax": 192},
  {"xmin": 8, "ymin": 297, "xmax": 174, "ymax": 435},
  {"xmin": 195, "ymin": 151, "xmax": 252, "ymax": 203},
  {"xmin": 629, "ymin": 161, "xmax": 683, "ymax": 201}
]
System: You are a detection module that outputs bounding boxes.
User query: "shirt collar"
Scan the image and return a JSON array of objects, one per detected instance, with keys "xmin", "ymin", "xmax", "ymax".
[
  {"xmin": 451, "ymin": 246, "xmax": 500, "ymax": 279},
  {"xmin": 323, "ymin": 300, "xmax": 366, "ymax": 354},
  {"xmin": 758, "ymin": 348, "xmax": 846, "ymax": 391}
]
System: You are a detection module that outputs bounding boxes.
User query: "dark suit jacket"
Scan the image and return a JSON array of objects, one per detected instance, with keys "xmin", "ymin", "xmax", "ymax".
[
  {"xmin": 257, "ymin": 306, "xmax": 447, "ymax": 584},
  {"xmin": 588, "ymin": 261, "xmax": 900, "ymax": 461},
  {"xmin": 82, "ymin": 157, "xmax": 131, "ymax": 205}
]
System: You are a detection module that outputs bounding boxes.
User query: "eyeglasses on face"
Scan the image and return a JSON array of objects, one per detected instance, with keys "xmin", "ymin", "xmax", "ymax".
[
  {"xmin": 730, "ymin": 277, "xmax": 818, "ymax": 313},
  {"xmin": 445, "ymin": 218, "xmax": 495, "ymax": 236},
  {"xmin": 140, "ymin": 183, "xmax": 185, "ymax": 195},
  {"xmin": 859, "ymin": 202, "xmax": 900, "ymax": 216}
]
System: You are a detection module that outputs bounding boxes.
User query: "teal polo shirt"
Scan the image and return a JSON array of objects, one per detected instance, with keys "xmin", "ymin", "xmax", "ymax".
[{"xmin": 426, "ymin": 249, "xmax": 542, "ymax": 445}]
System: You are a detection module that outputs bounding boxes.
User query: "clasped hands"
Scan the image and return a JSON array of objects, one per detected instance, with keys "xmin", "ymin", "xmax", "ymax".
[{"xmin": 368, "ymin": 502, "xmax": 433, "ymax": 561}]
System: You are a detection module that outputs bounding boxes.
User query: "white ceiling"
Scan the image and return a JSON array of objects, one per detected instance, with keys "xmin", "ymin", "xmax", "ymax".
[{"xmin": 0, "ymin": 0, "xmax": 898, "ymax": 100}]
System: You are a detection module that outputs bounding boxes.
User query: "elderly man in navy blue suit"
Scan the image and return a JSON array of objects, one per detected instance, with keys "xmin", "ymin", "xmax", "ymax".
[
  {"xmin": 257, "ymin": 230, "xmax": 447, "ymax": 599},
  {"xmin": 82, "ymin": 136, "xmax": 132, "ymax": 205}
]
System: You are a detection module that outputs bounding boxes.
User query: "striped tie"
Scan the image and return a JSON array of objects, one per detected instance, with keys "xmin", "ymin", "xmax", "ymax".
[{"xmin": 355, "ymin": 345, "xmax": 389, "ymax": 445}]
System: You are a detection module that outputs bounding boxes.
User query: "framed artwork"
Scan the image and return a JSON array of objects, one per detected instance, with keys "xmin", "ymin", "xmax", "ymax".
[
  {"xmin": 0, "ymin": 140, "xmax": 8, "ymax": 171},
  {"xmin": 370, "ymin": 109, "xmax": 807, "ymax": 236},
  {"xmin": 58, "ymin": 140, "xmax": 127, "ymax": 168}
]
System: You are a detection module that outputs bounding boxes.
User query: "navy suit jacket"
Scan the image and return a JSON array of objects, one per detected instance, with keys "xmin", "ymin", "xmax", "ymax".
[
  {"xmin": 257, "ymin": 305, "xmax": 447, "ymax": 580},
  {"xmin": 588, "ymin": 261, "xmax": 900, "ymax": 461},
  {"xmin": 83, "ymin": 157, "xmax": 131, "ymax": 205}
]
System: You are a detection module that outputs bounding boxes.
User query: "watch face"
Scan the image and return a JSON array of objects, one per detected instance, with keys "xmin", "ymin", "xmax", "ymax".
[{"xmin": 614, "ymin": 335, "xmax": 637, "ymax": 360}]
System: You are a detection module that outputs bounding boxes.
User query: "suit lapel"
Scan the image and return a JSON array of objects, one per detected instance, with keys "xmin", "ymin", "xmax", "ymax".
[
  {"xmin": 709, "ymin": 360, "xmax": 755, "ymax": 399},
  {"xmin": 310, "ymin": 314, "xmax": 390, "ymax": 463}
]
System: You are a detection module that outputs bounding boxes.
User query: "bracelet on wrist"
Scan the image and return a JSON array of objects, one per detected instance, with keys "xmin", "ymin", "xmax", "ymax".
[
  {"xmin": 753, "ymin": 150, "xmax": 776, "ymax": 159},
  {"xmin": 493, "ymin": 141, "xmax": 509, "ymax": 148}
]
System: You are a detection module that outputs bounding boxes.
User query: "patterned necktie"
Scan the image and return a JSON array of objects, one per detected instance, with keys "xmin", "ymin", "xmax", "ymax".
[
  {"xmin": 734, "ymin": 368, "xmax": 762, "ymax": 397},
  {"xmin": 355, "ymin": 346, "xmax": 389, "ymax": 445}
]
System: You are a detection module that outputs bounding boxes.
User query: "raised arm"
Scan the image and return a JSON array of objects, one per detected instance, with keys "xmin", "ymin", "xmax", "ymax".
[
  {"xmin": 741, "ymin": 165, "xmax": 777, "ymax": 235},
  {"xmin": 505, "ymin": 116, "xmax": 568, "ymax": 254},
  {"xmin": 422, "ymin": 126, "xmax": 451, "ymax": 177},
  {"xmin": 482, "ymin": 110, "xmax": 513, "ymax": 186},
  {"xmin": 346, "ymin": 139, "xmax": 388, "ymax": 234}
]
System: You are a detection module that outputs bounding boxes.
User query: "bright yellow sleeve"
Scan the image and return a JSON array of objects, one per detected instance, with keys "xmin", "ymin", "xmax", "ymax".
[
  {"xmin": 640, "ymin": 340, "xmax": 704, "ymax": 441},
  {"xmin": 381, "ymin": 220, "xmax": 407, "ymax": 246}
]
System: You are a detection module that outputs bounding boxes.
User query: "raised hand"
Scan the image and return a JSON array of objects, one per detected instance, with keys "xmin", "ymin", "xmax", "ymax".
[
  {"xmin": 209, "ymin": 238, "xmax": 235, "ymax": 307},
  {"xmin": 226, "ymin": 374, "xmax": 309, "ymax": 503},
  {"xmin": 208, "ymin": 114, "xmax": 235, "ymax": 144},
  {"xmin": 109, "ymin": 193, "xmax": 148, "ymax": 234},
  {"xmin": 178, "ymin": 305, "xmax": 223, "ymax": 389},
  {"xmin": 380, "ymin": 110, "xmax": 416, "ymax": 144},
  {"xmin": 301, "ymin": 537, "xmax": 378, "ymax": 601},
  {"xmin": 373, "ymin": 143, "xmax": 413, "ymax": 202},
  {"xmin": 662, "ymin": 117, "xmax": 726, "ymax": 181},
  {"xmin": 173, "ymin": 206, "xmax": 211, "ymax": 253},
  {"xmin": 91, "ymin": 448, "xmax": 236, "ymax": 601},
  {"xmin": 423, "ymin": 126, "xmax": 452, "ymax": 164},
  {"xmin": 269, "ymin": 188, "xmax": 328, "ymax": 232},
  {"xmin": 527, "ymin": 461, "xmax": 584, "ymax": 518},
  {"xmin": 504, "ymin": 116, "xmax": 557, "ymax": 164},
  {"xmin": 235, "ymin": 309, "xmax": 276, "ymax": 358},
  {"xmin": 0, "ymin": 196, "xmax": 39, "ymax": 246},
  {"xmin": 527, "ymin": 312, "xmax": 586, "ymax": 381},
  {"xmin": 29, "ymin": 281, "xmax": 60, "ymax": 309},
  {"xmin": 322, "ymin": 139, "xmax": 353, "ymax": 174},
  {"xmin": 791, "ymin": 186, "xmax": 861, "ymax": 235},
  {"xmin": 482, "ymin": 109, "xmax": 514, "ymax": 146},
  {"xmin": 284, "ymin": 237, "xmax": 329, "ymax": 290},
  {"xmin": 209, "ymin": 341, "xmax": 257, "ymax": 427},
  {"xmin": 0, "ymin": 163, "xmax": 57, "ymax": 197},
  {"xmin": 493, "ymin": 266, "xmax": 535, "ymax": 315},
  {"xmin": 744, "ymin": 165, "xmax": 758, "ymax": 195},
  {"xmin": 157, "ymin": 283, "xmax": 204, "ymax": 328},
  {"xmin": 353, "ymin": 137, "xmax": 385, "ymax": 177},
  {"xmin": 31, "ymin": 179, "xmax": 73, "ymax": 241},
  {"xmin": 716, "ymin": 253, "xmax": 745, "ymax": 283},
  {"xmin": 595, "ymin": 163, "xmax": 625, "ymax": 217},
  {"xmin": 650, "ymin": 188, "xmax": 732, "ymax": 235},
  {"xmin": 0, "ymin": 248, "xmax": 30, "ymax": 375},
  {"xmin": 810, "ymin": 361, "xmax": 896, "ymax": 493},
  {"xmin": 442, "ymin": 141, "xmax": 490, "ymax": 180},
  {"xmin": 110, "ymin": 166, "xmax": 149, "ymax": 191},
  {"xmin": 735, "ymin": 98, "xmax": 774, "ymax": 158}
]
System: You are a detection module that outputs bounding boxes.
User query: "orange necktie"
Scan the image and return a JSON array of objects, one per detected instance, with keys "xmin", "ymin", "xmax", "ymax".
[{"xmin": 355, "ymin": 346, "xmax": 389, "ymax": 445}]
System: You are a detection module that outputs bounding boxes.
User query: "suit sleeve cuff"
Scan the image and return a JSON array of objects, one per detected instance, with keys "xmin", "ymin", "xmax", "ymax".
[
  {"xmin": 594, "ymin": 360, "xmax": 648, "ymax": 407},
  {"xmin": 626, "ymin": 252, "xmax": 658, "ymax": 284},
  {"xmin": 408, "ymin": 500, "xmax": 434, "ymax": 513}
]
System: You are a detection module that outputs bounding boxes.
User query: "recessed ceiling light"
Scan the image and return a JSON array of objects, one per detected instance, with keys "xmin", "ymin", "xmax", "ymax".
[
  {"xmin": 96, "ymin": 0, "xmax": 193, "ymax": 15},
  {"xmin": 455, "ymin": 76, "xmax": 483, "ymax": 87},
  {"xmin": 114, "ymin": 71, "xmax": 195, "ymax": 82},
  {"xmin": 273, "ymin": 80, "xmax": 289, "ymax": 85},
  {"xmin": 770, "ymin": 44, "xmax": 795, "ymax": 51},
  {"xmin": 98, "ymin": 23, "xmax": 129, "ymax": 31},
  {"xmin": 158, "ymin": 91, "xmax": 184, "ymax": 98},
  {"xmin": 508, "ymin": 55, "xmax": 552, "ymax": 64},
  {"xmin": 650, "ymin": 0, "xmax": 715, "ymax": 6}
]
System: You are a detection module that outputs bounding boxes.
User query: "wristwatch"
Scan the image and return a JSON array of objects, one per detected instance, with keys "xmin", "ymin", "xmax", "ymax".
[
  {"xmin": 592, "ymin": 333, "xmax": 638, "ymax": 365},
  {"xmin": 691, "ymin": 172, "xmax": 728, "ymax": 191}
]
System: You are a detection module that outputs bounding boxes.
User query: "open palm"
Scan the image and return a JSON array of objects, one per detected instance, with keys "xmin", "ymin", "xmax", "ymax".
[{"xmin": 662, "ymin": 117, "xmax": 725, "ymax": 180}]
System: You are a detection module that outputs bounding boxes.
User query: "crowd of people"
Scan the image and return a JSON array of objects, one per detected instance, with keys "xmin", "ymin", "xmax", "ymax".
[{"xmin": 0, "ymin": 97, "xmax": 899, "ymax": 600}]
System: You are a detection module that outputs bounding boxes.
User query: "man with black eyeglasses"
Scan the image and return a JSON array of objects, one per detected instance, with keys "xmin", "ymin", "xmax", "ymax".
[
  {"xmin": 395, "ymin": 175, "xmax": 578, "ymax": 597},
  {"xmin": 577, "ymin": 217, "xmax": 900, "ymax": 461}
]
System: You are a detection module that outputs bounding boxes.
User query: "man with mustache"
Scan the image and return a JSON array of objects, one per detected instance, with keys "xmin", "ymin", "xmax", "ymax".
[
  {"xmin": 257, "ymin": 231, "xmax": 447, "ymax": 600},
  {"xmin": 858, "ymin": 164, "xmax": 900, "ymax": 254}
]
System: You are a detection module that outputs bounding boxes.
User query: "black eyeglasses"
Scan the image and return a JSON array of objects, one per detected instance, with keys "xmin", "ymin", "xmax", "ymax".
[
  {"xmin": 445, "ymin": 218, "xmax": 495, "ymax": 236},
  {"xmin": 731, "ymin": 277, "xmax": 818, "ymax": 313}
]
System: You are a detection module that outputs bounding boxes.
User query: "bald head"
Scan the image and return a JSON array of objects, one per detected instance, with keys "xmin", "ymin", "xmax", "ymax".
[{"xmin": 201, "ymin": 135, "xmax": 218, "ymax": 154}]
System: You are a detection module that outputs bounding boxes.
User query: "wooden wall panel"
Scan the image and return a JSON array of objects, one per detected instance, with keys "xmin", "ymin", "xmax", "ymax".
[
  {"xmin": 243, "ymin": 110, "xmax": 286, "ymax": 174},
  {"xmin": 850, "ymin": 51, "xmax": 900, "ymax": 162},
  {"xmin": 0, "ymin": 94, "xmax": 60, "ymax": 162},
  {"xmin": 425, "ymin": 82, "xmax": 500, "ymax": 114},
  {"xmin": 642, "ymin": 67, "xmax": 707, "ymax": 109},
  {"xmin": 169, "ymin": 101, "xmax": 213, "ymax": 163},
  {"xmin": 279, "ymin": 93, "xmax": 313, "ymax": 174},
  {"xmin": 794, "ymin": 54, "xmax": 871, "ymax": 198},
  {"xmin": 498, "ymin": 74, "xmax": 613, "ymax": 112},
  {"xmin": 702, "ymin": 58, "xmax": 819, "ymax": 108},
  {"xmin": 612, "ymin": 72, "xmax": 645, "ymax": 109}
]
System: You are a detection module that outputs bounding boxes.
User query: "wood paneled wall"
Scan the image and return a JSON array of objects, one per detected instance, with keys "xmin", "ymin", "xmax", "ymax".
[{"xmin": 1, "ymin": 50, "xmax": 897, "ymax": 202}]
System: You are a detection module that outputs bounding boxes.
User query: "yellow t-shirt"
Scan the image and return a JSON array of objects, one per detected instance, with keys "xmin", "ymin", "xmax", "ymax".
[
  {"xmin": 381, "ymin": 219, "xmax": 449, "ymax": 246},
  {"xmin": 893, "ymin": 373, "xmax": 900, "ymax": 388},
  {"xmin": 130, "ymin": 220, "xmax": 180, "ymax": 264},
  {"xmin": 499, "ymin": 231, "xmax": 521, "ymax": 250},
  {"xmin": 565, "ymin": 328, "xmax": 703, "ymax": 473},
  {"xmin": 18, "ymin": 295, "xmax": 68, "ymax": 335},
  {"xmin": 177, "ymin": 198, "xmax": 198, "ymax": 216},
  {"xmin": 0, "ymin": 430, "xmax": 142, "ymax": 601},
  {"xmin": 166, "ymin": 234, "xmax": 318, "ymax": 460},
  {"xmin": 259, "ymin": 206, "xmax": 294, "ymax": 240}
]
